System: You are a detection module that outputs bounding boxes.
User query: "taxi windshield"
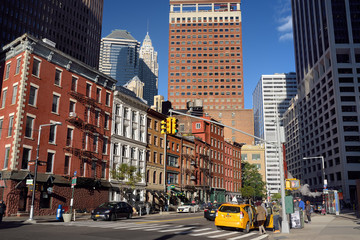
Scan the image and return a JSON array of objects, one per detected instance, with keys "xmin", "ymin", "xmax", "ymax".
[{"xmin": 219, "ymin": 206, "xmax": 240, "ymax": 213}]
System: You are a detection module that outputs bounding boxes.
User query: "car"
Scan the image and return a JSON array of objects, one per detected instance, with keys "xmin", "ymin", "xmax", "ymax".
[
  {"xmin": 214, "ymin": 203, "xmax": 273, "ymax": 233},
  {"xmin": 177, "ymin": 203, "xmax": 199, "ymax": 213},
  {"xmin": 91, "ymin": 201, "xmax": 133, "ymax": 221},
  {"xmin": 204, "ymin": 203, "xmax": 223, "ymax": 221}
]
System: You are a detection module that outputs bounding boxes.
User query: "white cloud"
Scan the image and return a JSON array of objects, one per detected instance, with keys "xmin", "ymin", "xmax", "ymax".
[
  {"xmin": 279, "ymin": 32, "xmax": 293, "ymax": 41},
  {"xmin": 277, "ymin": 15, "xmax": 292, "ymax": 32}
]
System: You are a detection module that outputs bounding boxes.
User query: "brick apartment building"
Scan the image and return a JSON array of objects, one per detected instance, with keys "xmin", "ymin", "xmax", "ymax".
[{"xmin": 0, "ymin": 34, "xmax": 116, "ymax": 216}]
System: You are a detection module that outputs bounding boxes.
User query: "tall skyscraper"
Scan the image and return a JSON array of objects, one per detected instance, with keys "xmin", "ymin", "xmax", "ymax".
[
  {"xmin": 291, "ymin": 0, "xmax": 360, "ymax": 203},
  {"xmin": 0, "ymin": 0, "xmax": 103, "ymax": 68},
  {"xmin": 139, "ymin": 33, "xmax": 159, "ymax": 106},
  {"xmin": 253, "ymin": 73, "xmax": 297, "ymax": 194},
  {"xmin": 99, "ymin": 30, "xmax": 140, "ymax": 86},
  {"xmin": 168, "ymin": 0, "xmax": 243, "ymax": 110}
]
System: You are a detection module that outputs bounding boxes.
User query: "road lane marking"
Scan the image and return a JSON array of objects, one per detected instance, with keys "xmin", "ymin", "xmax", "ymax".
[
  {"xmin": 159, "ymin": 227, "xmax": 194, "ymax": 232},
  {"xmin": 250, "ymin": 234, "xmax": 269, "ymax": 240},
  {"xmin": 207, "ymin": 232, "xmax": 238, "ymax": 238},
  {"xmin": 143, "ymin": 225, "xmax": 173, "ymax": 231},
  {"xmin": 126, "ymin": 224, "xmax": 165, "ymax": 230},
  {"xmin": 135, "ymin": 216, "xmax": 202, "ymax": 224},
  {"xmin": 190, "ymin": 230, "xmax": 223, "ymax": 236},
  {"xmin": 227, "ymin": 232, "xmax": 257, "ymax": 240}
]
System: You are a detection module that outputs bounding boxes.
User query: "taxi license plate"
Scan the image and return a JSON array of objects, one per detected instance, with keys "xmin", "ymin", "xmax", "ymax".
[
  {"xmin": 180, "ymin": 209, "xmax": 183, "ymax": 212},
  {"xmin": 95, "ymin": 214, "xmax": 100, "ymax": 217},
  {"xmin": 211, "ymin": 210, "xmax": 215, "ymax": 213}
]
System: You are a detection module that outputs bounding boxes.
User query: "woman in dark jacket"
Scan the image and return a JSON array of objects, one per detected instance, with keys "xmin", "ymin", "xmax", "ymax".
[
  {"xmin": 305, "ymin": 200, "xmax": 311, "ymax": 223},
  {"xmin": 0, "ymin": 200, "xmax": 6, "ymax": 223}
]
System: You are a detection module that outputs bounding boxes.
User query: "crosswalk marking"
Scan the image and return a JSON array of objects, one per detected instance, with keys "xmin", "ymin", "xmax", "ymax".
[
  {"xmin": 227, "ymin": 232, "xmax": 257, "ymax": 240},
  {"xmin": 207, "ymin": 231, "xmax": 238, "ymax": 238},
  {"xmin": 250, "ymin": 234, "xmax": 268, "ymax": 240},
  {"xmin": 158, "ymin": 226, "xmax": 195, "ymax": 232},
  {"xmin": 190, "ymin": 230, "xmax": 223, "ymax": 236}
]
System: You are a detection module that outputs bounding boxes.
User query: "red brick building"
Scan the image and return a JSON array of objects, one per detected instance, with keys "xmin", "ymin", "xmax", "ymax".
[
  {"xmin": 0, "ymin": 34, "xmax": 116, "ymax": 216},
  {"xmin": 224, "ymin": 141, "xmax": 242, "ymax": 200}
]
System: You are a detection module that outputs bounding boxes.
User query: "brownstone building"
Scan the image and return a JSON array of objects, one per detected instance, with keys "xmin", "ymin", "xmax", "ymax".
[
  {"xmin": 0, "ymin": 34, "xmax": 116, "ymax": 216},
  {"xmin": 168, "ymin": 0, "xmax": 243, "ymax": 110}
]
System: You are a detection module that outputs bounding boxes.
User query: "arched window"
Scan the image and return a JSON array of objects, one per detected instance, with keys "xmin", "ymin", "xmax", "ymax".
[
  {"xmin": 159, "ymin": 172, "xmax": 162, "ymax": 184},
  {"xmin": 146, "ymin": 170, "xmax": 150, "ymax": 183},
  {"xmin": 153, "ymin": 171, "xmax": 156, "ymax": 184}
]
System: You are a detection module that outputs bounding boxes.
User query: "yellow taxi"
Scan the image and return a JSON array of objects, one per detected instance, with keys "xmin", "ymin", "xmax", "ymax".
[{"xmin": 214, "ymin": 203, "xmax": 273, "ymax": 233}]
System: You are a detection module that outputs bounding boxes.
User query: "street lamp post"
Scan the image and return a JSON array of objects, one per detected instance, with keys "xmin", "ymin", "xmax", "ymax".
[
  {"xmin": 302, "ymin": 156, "xmax": 326, "ymax": 189},
  {"xmin": 28, "ymin": 122, "xmax": 62, "ymax": 222}
]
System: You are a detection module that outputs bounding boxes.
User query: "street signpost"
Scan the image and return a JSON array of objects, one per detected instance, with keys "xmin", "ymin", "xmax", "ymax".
[{"xmin": 70, "ymin": 175, "xmax": 77, "ymax": 219}]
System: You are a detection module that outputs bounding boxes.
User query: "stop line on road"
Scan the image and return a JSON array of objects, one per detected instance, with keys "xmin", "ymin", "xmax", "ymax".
[{"xmin": 40, "ymin": 221, "xmax": 269, "ymax": 240}]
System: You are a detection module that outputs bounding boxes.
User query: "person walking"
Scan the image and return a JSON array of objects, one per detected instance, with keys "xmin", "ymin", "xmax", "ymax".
[
  {"xmin": 0, "ymin": 200, "xmax": 6, "ymax": 223},
  {"xmin": 305, "ymin": 200, "xmax": 312, "ymax": 223},
  {"xmin": 256, "ymin": 202, "xmax": 267, "ymax": 234},
  {"xmin": 272, "ymin": 201, "xmax": 282, "ymax": 233}
]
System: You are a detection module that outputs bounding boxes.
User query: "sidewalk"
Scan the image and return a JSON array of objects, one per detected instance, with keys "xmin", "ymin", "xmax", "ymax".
[
  {"xmin": 269, "ymin": 211, "xmax": 360, "ymax": 240},
  {"xmin": 3, "ymin": 210, "xmax": 180, "ymax": 223}
]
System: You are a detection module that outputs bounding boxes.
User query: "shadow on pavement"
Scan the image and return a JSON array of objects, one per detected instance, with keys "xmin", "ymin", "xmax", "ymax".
[{"xmin": 0, "ymin": 221, "xmax": 27, "ymax": 230}]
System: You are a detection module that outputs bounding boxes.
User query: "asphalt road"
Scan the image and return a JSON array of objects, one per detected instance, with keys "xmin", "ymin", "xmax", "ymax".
[{"xmin": 0, "ymin": 212, "xmax": 269, "ymax": 240}]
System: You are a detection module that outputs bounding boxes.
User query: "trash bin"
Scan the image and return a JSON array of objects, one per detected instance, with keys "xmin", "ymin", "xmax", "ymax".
[{"xmin": 56, "ymin": 205, "xmax": 63, "ymax": 221}]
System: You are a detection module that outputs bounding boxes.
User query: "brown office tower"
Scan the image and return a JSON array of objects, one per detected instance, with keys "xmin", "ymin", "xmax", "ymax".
[
  {"xmin": 168, "ymin": 0, "xmax": 243, "ymax": 110},
  {"xmin": 0, "ymin": 0, "xmax": 103, "ymax": 68}
]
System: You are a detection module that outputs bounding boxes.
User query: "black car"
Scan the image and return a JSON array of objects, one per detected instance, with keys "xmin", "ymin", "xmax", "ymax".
[
  {"xmin": 91, "ymin": 202, "xmax": 133, "ymax": 221},
  {"xmin": 204, "ymin": 203, "xmax": 223, "ymax": 221}
]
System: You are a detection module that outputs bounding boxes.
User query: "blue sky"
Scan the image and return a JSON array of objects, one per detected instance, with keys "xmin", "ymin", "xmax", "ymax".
[{"xmin": 102, "ymin": 0, "xmax": 295, "ymax": 109}]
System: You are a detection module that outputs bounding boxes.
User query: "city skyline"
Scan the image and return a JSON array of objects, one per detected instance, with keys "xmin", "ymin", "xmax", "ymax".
[{"xmin": 102, "ymin": 0, "xmax": 295, "ymax": 109}]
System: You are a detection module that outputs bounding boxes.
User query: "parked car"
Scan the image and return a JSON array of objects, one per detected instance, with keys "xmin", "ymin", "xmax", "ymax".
[
  {"xmin": 177, "ymin": 203, "xmax": 199, "ymax": 213},
  {"xmin": 91, "ymin": 202, "xmax": 133, "ymax": 221},
  {"xmin": 204, "ymin": 203, "xmax": 223, "ymax": 221},
  {"xmin": 214, "ymin": 203, "xmax": 273, "ymax": 233}
]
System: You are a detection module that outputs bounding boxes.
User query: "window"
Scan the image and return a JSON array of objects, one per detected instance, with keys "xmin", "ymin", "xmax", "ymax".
[
  {"xmin": 167, "ymin": 172, "xmax": 178, "ymax": 184},
  {"xmin": 25, "ymin": 116, "xmax": 34, "ymax": 138},
  {"xmin": 153, "ymin": 152, "xmax": 157, "ymax": 163},
  {"xmin": 3, "ymin": 147, "xmax": 10, "ymax": 169},
  {"xmin": 1, "ymin": 89, "xmax": 7, "ymax": 108},
  {"xmin": 21, "ymin": 148, "xmax": 31, "ymax": 170},
  {"xmin": 167, "ymin": 156, "xmax": 178, "ymax": 167},
  {"xmin": 241, "ymin": 154, "xmax": 248, "ymax": 160},
  {"xmin": 5, "ymin": 63, "xmax": 11, "ymax": 79},
  {"xmin": 96, "ymin": 88, "xmax": 101, "ymax": 103},
  {"xmin": 86, "ymin": 83, "xmax": 91, "ymax": 97},
  {"xmin": 66, "ymin": 128, "xmax": 73, "ymax": 146},
  {"xmin": 95, "ymin": 111, "xmax": 100, "ymax": 126},
  {"xmin": 48, "ymin": 124, "xmax": 57, "ymax": 143},
  {"xmin": 104, "ymin": 113, "xmax": 109, "ymax": 129},
  {"xmin": 252, "ymin": 154, "xmax": 260, "ymax": 160},
  {"xmin": 93, "ymin": 135, "xmax": 98, "ymax": 152},
  {"xmin": 52, "ymin": 95, "xmax": 59, "ymax": 113},
  {"xmin": 159, "ymin": 172, "xmax": 162, "ymax": 184},
  {"xmin": 8, "ymin": 115, "xmax": 14, "ymax": 137},
  {"xmin": 91, "ymin": 161, "xmax": 96, "ymax": 178},
  {"xmin": 101, "ymin": 162, "xmax": 106, "ymax": 178},
  {"xmin": 153, "ymin": 171, "xmax": 156, "ymax": 184},
  {"xmin": 29, "ymin": 86, "xmax": 38, "ymax": 106},
  {"xmin": 196, "ymin": 123, "xmax": 201, "ymax": 129},
  {"xmin": 64, "ymin": 156, "xmax": 70, "ymax": 175},
  {"xmin": 102, "ymin": 137, "xmax": 108, "ymax": 154},
  {"xmin": 106, "ymin": 92, "xmax": 110, "ymax": 106},
  {"xmin": 15, "ymin": 58, "xmax": 21, "ymax": 74},
  {"xmin": 46, "ymin": 152, "xmax": 54, "ymax": 173},
  {"xmin": 71, "ymin": 77, "xmax": 77, "ymax": 91},
  {"xmin": 32, "ymin": 58, "xmax": 41, "ymax": 77},
  {"xmin": 69, "ymin": 101, "xmax": 75, "ymax": 113},
  {"xmin": 54, "ymin": 69, "xmax": 62, "ymax": 86},
  {"xmin": 0, "ymin": 118, "xmax": 3, "ymax": 138},
  {"xmin": 11, "ymin": 85, "xmax": 18, "ymax": 104}
]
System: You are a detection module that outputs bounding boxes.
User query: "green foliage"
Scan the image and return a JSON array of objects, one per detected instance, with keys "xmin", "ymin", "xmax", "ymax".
[
  {"xmin": 271, "ymin": 192, "xmax": 281, "ymax": 202},
  {"xmin": 240, "ymin": 162, "xmax": 266, "ymax": 200},
  {"xmin": 111, "ymin": 163, "xmax": 143, "ymax": 189}
]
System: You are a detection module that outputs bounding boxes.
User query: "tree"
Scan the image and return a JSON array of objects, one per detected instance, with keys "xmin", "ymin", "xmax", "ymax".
[
  {"xmin": 240, "ymin": 162, "xmax": 266, "ymax": 201},
  {"xmin": 111, "ymin": 163, "xmax": 143, "ymax": 200}
]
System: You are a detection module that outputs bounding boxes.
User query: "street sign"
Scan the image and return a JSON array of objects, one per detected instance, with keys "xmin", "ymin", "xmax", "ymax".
[
  {"xmin": 71, "ymin": 177, "xmax": 77, "ymax": 187},
  {"xmin": 47, "ymin": 187, "xmax": 53, "ymax": 194},
  {"xmin": 74, "ymin": 171, "xmax": 77, "ymax": 176},
  {"xmin": 26, "ymin": 179, "xmax": 33, "ymax": 185},
  {"xmin": 170, "ymin": 185, "xmax": 175, "ymax": 189}
]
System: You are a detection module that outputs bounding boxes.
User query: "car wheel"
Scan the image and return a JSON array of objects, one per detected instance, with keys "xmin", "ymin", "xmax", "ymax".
[
  {"xmin": 243, "ymin": 222, "xmax": 250, "ymax": 233},
  {"xmin": 110, "ymin": 213, "xmax": 116, "ymax": 221},
  {"xmin": 216, "ymin": 226, "xmax": 223, "ymax": 230},
  {"xmin": 127, "ymin": 213, "xmax": 132, "ymax": 219},
  {"xmin": 92, "ymin": 219, "xmax": 97, "ymax": 221}
]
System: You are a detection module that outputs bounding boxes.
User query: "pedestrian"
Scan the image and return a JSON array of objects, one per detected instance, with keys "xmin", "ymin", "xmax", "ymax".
[
  {"xmin": 146, "ymin": 203, "xmax": 150, "ymax": 215},
  {"xmin": 256, "ymin": 202, "xmax": 267, "ymax": 234},
  {"xmin": 298, "ymin": 198, "xmax": 305, "ymax": 211},
  {"xmin": 305, "ymin": 200, "xmax": 311, "ymax": 223},
  {"xmin": 0, "ymin": 200, "xmax": 6, "ymax": 223},
  {"xmin": 272, "ymin": 201, "xmax": 282, "ymax": 233}
]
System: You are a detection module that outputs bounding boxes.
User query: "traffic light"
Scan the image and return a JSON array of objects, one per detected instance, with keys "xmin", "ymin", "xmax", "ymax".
[
  {"xmin": 166, "ymin": 117, "xmax": 172, "ymax": 134},
  {"xmin": 171, "ymin": 117, "xmax": 178, "ymax": 135},
  {"xmin": 161, "ymin": 120, "xmax": 167, "ymax": 134}
]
